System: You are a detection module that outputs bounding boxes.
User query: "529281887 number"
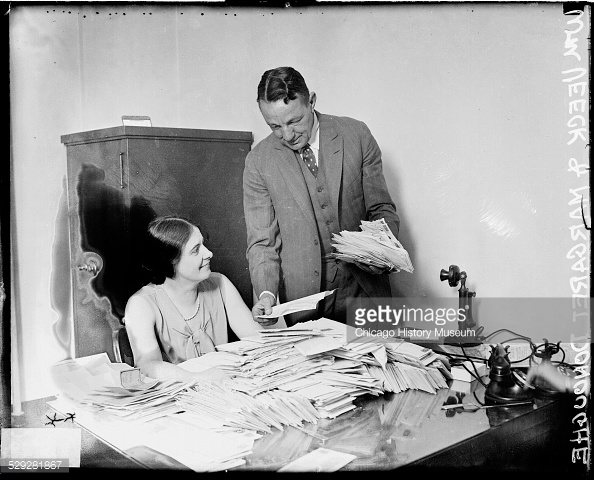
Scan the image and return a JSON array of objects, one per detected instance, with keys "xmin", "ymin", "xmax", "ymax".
[{"xmin": 1, "ymin": 458, "xmax": 69, "ymax": 472}]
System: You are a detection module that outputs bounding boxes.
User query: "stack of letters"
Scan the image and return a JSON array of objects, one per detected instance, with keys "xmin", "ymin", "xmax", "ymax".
[
  {"xmin": 174, "ymin": 382, "xmax": 320, "ymax": 434},
  {"xmin": 49, "ymin": 319, "xmax": 450, "ymax": 471},
  {"xmin": 50, "ymin": 353, "xmax": 187, "ymax": 422},
  {"xmin": 330, "ymin": 218, "xmax": 414, "ymax": 273},
  {"xmin": 180, "ymin": 318, "xmax": 449, "ymax": 421}
]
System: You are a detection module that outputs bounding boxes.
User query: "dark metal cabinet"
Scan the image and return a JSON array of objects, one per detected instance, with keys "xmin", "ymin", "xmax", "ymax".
[{"xmin": 61, "ymin": 126, "xmax": 253, "ymax": 360}]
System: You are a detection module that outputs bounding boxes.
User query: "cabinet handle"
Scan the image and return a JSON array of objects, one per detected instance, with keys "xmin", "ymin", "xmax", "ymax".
[
  {"xmin": 78, "ymin": 261, "xmax": 98, "ymax": 276},
  {"xmin": 119, "ymin": 152, "xmax": 125, "ymax": 189}
]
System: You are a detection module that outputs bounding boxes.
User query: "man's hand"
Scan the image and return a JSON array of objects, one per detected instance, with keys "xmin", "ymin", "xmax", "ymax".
[
  {"xmin": 354, "ymin": 261, "xmax": 393, "ymax": 275},
  {"xmin": 252, "ymin": 293, "xmax": 278, "ymax": 326},
  {"xmin": 524, "ymin": 360, "xmax": 573, "ymax": 392}
]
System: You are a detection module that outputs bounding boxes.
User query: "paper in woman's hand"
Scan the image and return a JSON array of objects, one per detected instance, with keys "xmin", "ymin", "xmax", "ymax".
[{"xmin": 257, "ymin": 290, "xmax": 336, "ymax": 318}]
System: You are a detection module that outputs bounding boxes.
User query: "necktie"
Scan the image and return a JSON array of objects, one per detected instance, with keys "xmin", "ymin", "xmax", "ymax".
[{"xmin": 301, "ymin": 144, "xmax": 318, "ymax": 178}]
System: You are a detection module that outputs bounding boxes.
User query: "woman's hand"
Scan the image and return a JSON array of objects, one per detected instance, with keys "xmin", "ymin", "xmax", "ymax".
[{"xmin": 194, "ymin": 367, "xmax": 231, "ymax": 383}]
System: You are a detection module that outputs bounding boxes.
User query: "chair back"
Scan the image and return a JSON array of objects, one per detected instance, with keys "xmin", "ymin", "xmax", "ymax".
[{"xmin": 112, "ymin": 325, "xmax": 134, "ymax": 367}]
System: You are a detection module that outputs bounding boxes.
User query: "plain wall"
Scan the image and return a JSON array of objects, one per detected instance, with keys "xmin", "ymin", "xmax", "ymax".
[{"xmin": 9, "ymin": 3, "xmax": 590, "ymax": 401}]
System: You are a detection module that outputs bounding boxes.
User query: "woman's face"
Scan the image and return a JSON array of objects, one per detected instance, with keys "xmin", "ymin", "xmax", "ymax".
[{"xmin": 173, "ymin": 226, "xmax": 213, "ymax": 283}]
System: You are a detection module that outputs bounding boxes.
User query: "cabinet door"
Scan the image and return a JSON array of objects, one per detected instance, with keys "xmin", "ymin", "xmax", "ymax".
[
  {"xmin": 127, "ymin": 136, "xmax": 252, "ymax": 309},
  {"xmin": 66, "ymin": 138, "xmax": 130, "ymax": 360}
]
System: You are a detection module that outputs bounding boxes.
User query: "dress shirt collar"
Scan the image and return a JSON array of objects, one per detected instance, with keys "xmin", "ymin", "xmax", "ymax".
[{"xmin": 309, "ymin": 112, "xmax": 320, "ymax": 152}]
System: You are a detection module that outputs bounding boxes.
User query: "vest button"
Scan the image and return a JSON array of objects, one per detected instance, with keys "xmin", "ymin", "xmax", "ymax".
[
  {"xmin": 321, "ymin": 204, "xmax": 327, "ymax": 209},
  {"xmin": 314, "ymin": 239, "xmax": 319, "ymax": 245},
  {"xmin": 317, "ymin": 186, "xmax": 323, "ymax": 192},
  {"xmin": 314, "ymin": 270, "xmax": 319, "ymax": 276}
]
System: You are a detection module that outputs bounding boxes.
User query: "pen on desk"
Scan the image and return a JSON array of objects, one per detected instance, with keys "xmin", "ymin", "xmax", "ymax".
[{"xmin": 441, "ymin": 401, "xmax": 532, "ymax": 411}]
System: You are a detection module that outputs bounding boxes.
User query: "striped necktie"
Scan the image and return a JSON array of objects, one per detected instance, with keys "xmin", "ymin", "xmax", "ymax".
[{"xmin": 300, "ymin": 144, "xmax": 318, "ymax": 178}]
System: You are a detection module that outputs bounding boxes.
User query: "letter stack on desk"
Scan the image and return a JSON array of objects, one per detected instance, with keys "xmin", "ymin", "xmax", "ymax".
[
  {"xmin": 50, "ymin": 353, "xmax": 188, "ymax": 422},
  {"xmin": 48, "ymin": 321, "xmax": 451, "ymax": 472},
  {"xmin": 180, "ymin": 318, "xmax": 449, "ymax": 420},
  {"xmin": 367, "ymin": 340, "xmax": 452, "ymax": 393},
  {"xmin": 174, "ymin": 383, "xmax": 320, "ymax": 434}
]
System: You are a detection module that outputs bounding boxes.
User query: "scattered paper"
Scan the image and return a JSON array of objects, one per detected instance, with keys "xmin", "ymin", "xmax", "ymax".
[
  {"xmin": 437, "ymin": 343, "xmax": 490, "ymax": 361},
  {"xmin": 451, "ymin": 361, "xmax": 488, "ymax": 382},
  {"xmin": 502, "ymin": 343, "xmax": 533, "ymax": 368},
  {"xmin": 50, "ymin": 353, "xmax": 155, "ymax": 402},
  {"xmin": 120, "ymin": 369, "xmax": 144, "ymax": 388},
  {"xmin": 277, "ymin": 447, "xmax": 356, "ymax": 472},
  {"xmin": 179, "ymin": 351, "xmax": 247, "ymax": 372},
  {"xmin": 47, "ymin": 396, "xmax": 254, "ymax": 472}
]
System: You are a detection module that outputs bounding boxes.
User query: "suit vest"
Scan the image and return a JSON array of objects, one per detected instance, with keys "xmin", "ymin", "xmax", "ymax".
[{"xmin": 296, "ymin": 149, "xmax": 339, "ymax": 283}]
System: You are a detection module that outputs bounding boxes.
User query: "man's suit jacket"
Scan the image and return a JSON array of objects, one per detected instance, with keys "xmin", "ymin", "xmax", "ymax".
[{"xmin": 243, "ymin": 111, "xmax": 400, "ymax": 312}]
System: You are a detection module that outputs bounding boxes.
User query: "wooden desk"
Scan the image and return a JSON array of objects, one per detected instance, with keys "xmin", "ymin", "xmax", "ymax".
[{"xmin": 10, "ymin": 383, "xmax": 577, "ymax": 474}]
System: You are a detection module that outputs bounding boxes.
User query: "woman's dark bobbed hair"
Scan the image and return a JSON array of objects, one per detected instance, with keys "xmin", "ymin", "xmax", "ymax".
[{"xmin": 141, "ymin": 215, "xmax": 199, "ymax": 284}]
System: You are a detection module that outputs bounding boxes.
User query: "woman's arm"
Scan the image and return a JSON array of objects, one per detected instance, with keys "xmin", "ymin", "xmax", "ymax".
[
  {"xmin": 124, "ymin": 294, "xmax": 228, "ymax": 383},
  {"xmin": 218, "ymin": 274, "xmax": 263, "ymax": 339}
]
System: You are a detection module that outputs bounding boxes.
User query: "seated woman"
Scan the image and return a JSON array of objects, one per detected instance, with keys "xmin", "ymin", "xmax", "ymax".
[{"xmin": 124, "ymin": 215, "xmax": 261, "ymax": 383}]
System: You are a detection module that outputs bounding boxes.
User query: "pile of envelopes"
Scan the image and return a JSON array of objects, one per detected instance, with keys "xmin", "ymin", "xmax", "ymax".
[
  {"xmin": 175, "ymin": 382, "xmax": 320, "ymax": 434},
  {"xmin": 180, "ymin": 318, "xmax": 449, "ymax": 424},
  {"xmin": 51, "ymin": 319, "xmax": 449, "ymax": 431},
  {"xmin": 50, "ymin": 353, "xmax": 190, "ymax": 422},
  {"xmin": 49, "ymin": 320, "xmax": 451, "ymax": 471},
  {"xmin": 329, "ymin": 218, "xmax": 414, "ymax": 273}
]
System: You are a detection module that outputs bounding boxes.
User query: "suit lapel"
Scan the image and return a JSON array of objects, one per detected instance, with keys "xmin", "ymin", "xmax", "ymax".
[
  {"xmin": 318, "ymin": 112, "xmax": 343, "ymax": 222},
  {"xmin": 272, "ymin": 141, "xmax": 317, "ymax": 231}
]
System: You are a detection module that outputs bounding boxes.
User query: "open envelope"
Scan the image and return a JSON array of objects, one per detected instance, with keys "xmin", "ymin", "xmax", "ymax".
[{"xmin": 257, "ymin": 290, "xmax": 337, "ymax": 319}]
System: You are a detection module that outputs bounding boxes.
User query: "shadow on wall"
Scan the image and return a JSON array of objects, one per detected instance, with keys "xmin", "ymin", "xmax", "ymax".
[
  {"xmin": 50, "ymin": 166, "xmax": 159, "ymax": 360},
  {"xmin": 77, "ymin": 163, "xmax": 157, "ymax": 320}
]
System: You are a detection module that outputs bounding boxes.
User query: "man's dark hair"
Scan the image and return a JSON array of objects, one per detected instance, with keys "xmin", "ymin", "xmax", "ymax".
[{"xmin": 257, "ymin": 66, "xmax": 310, "ymax": 105}]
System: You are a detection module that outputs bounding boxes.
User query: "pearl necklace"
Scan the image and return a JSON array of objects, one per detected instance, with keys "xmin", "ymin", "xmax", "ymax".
[
  {"xmin": 181, "ymin": 301, "xmax": 201, "ymax": 322},
  {"xmin": 162, "ymin": 287, "xmax": 200, "ymax": 322}
]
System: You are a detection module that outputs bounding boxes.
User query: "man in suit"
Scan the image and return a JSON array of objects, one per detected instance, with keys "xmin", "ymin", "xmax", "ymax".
[{"xmin": 243, "ymin": 66, "xmax": 400, "ymax": 326}]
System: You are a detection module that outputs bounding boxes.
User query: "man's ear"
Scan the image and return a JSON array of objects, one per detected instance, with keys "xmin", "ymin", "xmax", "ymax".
[{"xmin": 309, "ymin": 92, "xmax": 317, "ymax": 111}]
